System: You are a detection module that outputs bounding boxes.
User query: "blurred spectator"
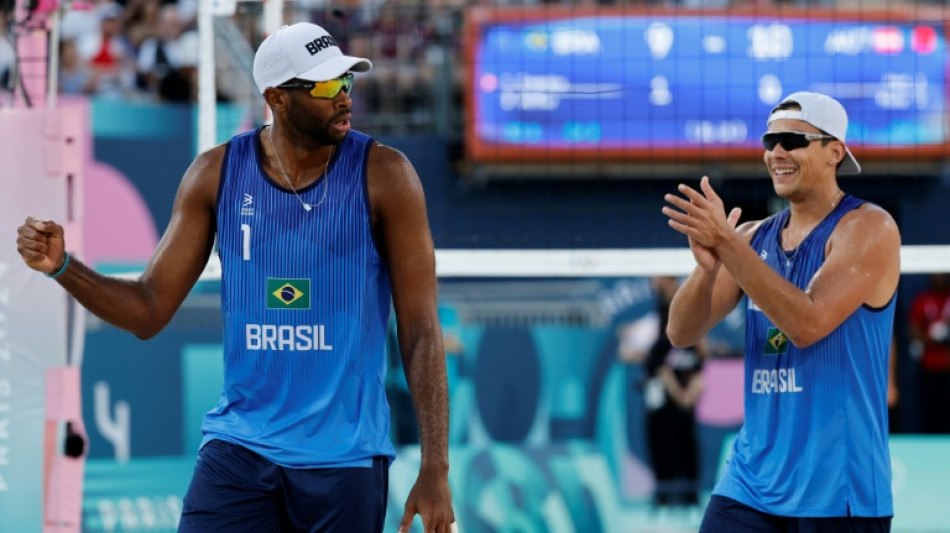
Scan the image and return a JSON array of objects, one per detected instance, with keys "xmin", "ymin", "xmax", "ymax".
[
  {"xmin": 52, "ymin": 0, "xmax": 474, "ymax": 129},
  {"xmin": 175, "ymin": 0, "xmax": 197, "ymax": 24},
  {"xmin": 75, "ymin": 2, "xmax": 135, "ymax": 98},
  {"xmin": 58, "ymin": 38, "xmax": 97, "ymax": 95},
  {"xmin": 123, "ymin": 0, "xmax": 162, "ymax": 51},
  {"xmin": 156, "ymin": 28, "xmax": 199, "ymax": 102},
  {"xmin": 61, "ymin": 0, "xmax": 113, "ymax": 42},
  {"xmin": 134, "ymin": 4, "xmax": 184, "ymax": 96},
  {"xmin": 308, "ymin": 0, "xmax": 374, "ymax": 52},
  {"xmin": 908, "ymin": 273, "xmax": 950, "ymax": 433},
  {"xmin": 423, "ymin": 0, "xmax": 466, "ymax": 131},
  {"xmin": 643, "ymin": 276, "xmax": 703, "ymax": 507},
  {"xmin": 617, "ymin": 309, "xmax": 659, "ymax": 364},
  {"xmin": 361, "ymin": 0, "xmax": 435, "ymax": 122}
]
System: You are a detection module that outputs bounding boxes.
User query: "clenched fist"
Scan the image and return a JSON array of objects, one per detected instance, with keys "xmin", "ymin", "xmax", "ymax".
[{"xmin": 16, "ymin": 216, "xmax": 67, "ymax": 275}]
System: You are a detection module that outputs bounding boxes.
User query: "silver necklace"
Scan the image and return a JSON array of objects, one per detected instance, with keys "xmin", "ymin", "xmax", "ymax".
[
  {"xmin": 784, "ymin": 189, "xmax": 845, "ymax": 269},
  {"xmin": 268, "ymin": 127, "xmax": 333, "ymax": 212}
]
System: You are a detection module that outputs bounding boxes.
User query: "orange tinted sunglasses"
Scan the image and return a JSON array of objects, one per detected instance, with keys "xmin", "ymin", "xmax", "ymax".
[{"xmin": 277, "ymin": 73, "xmax": 354, "ymax": 99}]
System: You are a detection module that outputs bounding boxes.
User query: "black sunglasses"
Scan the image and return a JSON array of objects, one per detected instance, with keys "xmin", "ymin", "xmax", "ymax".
[{"xmin": 762, "ymin": 131, "xmax": 836, "ymax": 152}]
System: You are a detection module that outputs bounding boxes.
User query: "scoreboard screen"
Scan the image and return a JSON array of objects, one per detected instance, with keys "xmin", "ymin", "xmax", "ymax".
[{"xmin": 466, "ymin": 9, "xmax": 948, "ymax": 162}]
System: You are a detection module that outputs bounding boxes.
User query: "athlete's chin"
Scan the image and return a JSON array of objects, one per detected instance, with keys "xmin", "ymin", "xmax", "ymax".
[
  {"xmin": 325, "ymin": 127, "xmax": 349, "ymax": 145},
  {"xmin": 307, "ymin": 129, "xmax": 346, "ymax": 146},
  {"xmin": 771, "ymin": 180, "xmax": 795, "ymax": 199}
]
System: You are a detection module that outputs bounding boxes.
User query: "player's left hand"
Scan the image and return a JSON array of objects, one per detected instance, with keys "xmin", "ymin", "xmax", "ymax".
[
  {"xmin": 663, "ymin": 176, "xmax": 741, "ymax": 250},
  {"xmin": 398, "ymin": 466, "xmax": 455, "ymax": 533}
]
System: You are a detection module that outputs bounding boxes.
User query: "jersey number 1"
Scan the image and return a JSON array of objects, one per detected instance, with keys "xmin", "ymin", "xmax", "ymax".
[{"xmin": 241, "ymin": 224, "xmax": 250, "ymax": 261}]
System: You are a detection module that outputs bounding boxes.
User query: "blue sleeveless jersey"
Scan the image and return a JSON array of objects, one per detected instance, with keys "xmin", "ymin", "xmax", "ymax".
[
  {"xmin": 202, "ymin": 127, "xmax": 396, "ymax": 468},
  {"xmin": 715, "ymin": 195, "xmax": 894, "ymax": 517}
]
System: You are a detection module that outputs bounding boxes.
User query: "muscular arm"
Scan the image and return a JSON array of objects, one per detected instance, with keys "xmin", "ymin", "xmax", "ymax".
[
  {"xmin": 370, "ymin": 144, "xmax": 454, "ymax": 531},
  {"xmin": 17, "ymin": 147, "xmax": 222, "ymax": 339},
  {"xmin": 668, "ymin": 178, "xmax": 901, "ymax": 348},
  {"xmin": 667, "ymin": 221, "xmax": 757, "ymax": 347},
  {"xmin": 368, "ymin": 144, "xmax": 449, "ymax": 472},
  {"xmin": 713, "ymin": 206, "xmax": 899, "ymax": 347}
]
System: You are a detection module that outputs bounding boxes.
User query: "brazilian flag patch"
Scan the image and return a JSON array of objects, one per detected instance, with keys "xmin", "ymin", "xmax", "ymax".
[
  {"xmin": 764, "ymin": 327, "xmax": 789, "ymax": 355},
  {"xmin": 266, "ymin": 278, "xmax": 310, "ymax": 309}
]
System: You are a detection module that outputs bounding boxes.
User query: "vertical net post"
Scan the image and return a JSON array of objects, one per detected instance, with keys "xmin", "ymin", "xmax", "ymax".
[
  {"xmin": 196, "ymin": 0, "xmax": 219, "ymax": 154},
  {"xmin": 197, "ymin": 0, "xmax": 282, "ymax": 153}
]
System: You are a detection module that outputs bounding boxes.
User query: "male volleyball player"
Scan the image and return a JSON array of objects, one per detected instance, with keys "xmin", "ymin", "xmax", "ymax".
[
  {"xmin": 663, "ymin": 92, "xmax": 899, "ymax": 532},
  {"xmin": 16, "ymin": 22, "xmax": 455, "ymax": 533}
]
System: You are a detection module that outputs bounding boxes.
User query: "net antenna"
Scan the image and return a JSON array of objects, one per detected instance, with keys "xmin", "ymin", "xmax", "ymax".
[{"xmin": 197, "ymin": 0, "xmax": 283, "ymax": 153}]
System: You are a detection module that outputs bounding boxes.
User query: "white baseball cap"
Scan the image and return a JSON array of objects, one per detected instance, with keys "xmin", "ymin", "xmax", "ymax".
[
  {"xmin": 253, "ymin": 22, "xmax": 372, "ymax": 94},
  {"xmin": 767, "ymin": 91, "xmax": 861, "ymax": 175}
]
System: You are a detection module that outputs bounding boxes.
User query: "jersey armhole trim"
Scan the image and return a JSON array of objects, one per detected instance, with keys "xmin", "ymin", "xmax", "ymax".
[
  {"xmin": 361, "ymin": 139, "xmax": 385, "ymax": 261},
  {"xmin": 214, "ymin": 139, "xmax": 234, "ymax": 260},
  {"xmin": 215, "ymin": 139, "xmax": 234, "ymax": 217}
]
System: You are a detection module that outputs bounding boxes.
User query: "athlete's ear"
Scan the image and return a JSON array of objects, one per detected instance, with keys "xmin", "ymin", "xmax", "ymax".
[
  {"xmin": 830, "ymin": 141, "xmax": 845, "ymax": 167},
  {"xmin": 263, "ymin": 87, "xmax": 287, "ymax": 111}
]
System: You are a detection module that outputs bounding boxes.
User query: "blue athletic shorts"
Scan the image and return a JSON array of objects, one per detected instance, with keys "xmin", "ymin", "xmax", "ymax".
[
  {"xmin": 700, "ymin": 495, "xmax": 891, "ymax": 533},
  {"xmin": 178, "ymin": 439, "xmax": 389, "ymax": 533}
]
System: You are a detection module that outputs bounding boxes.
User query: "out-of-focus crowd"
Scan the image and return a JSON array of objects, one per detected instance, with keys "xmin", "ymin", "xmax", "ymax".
[
  {"xmin": 0, "ymin": 0, "xmax": 477, "ymax": 130},
  {"xmin": 1, "ymin": 0, "xmax": 202, "ymax": 102},
  {"xmin": 0, "ymin": 0, "xmax": 938, "ymax": 121}
]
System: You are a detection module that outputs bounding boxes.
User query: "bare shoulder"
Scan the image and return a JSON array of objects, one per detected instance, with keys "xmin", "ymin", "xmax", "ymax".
[
  {"xmin": 196, "ymin": 143, "xmax": 227, "ymax": 168},
  {"xmin": 834, "ymin": 202, "xmax": 901, "ymax": 246},
  {"xmin": 367, "ymin": 141, "xmax": 408, "ymax": 166},
  {"xmin": 367, "ymin": 142, "xmax": 419, "ymax": 184},
  {"xmin": 826, "ymin": 201, "xmax": 901, "ymax": 306},
  {"xmin": 364, "ymin": 142, "xmax": 433, "ymax": 256},
  {"xmin": 178, "ymin": 143, "xmax": 227, "ymax": 205},
  {"xmin": 186, "ymin": 143, "xmax": 227, "ymax": 184},
  {"xmin": 366, "ymin": 142, "xmax": 423, "ymax": 205}
]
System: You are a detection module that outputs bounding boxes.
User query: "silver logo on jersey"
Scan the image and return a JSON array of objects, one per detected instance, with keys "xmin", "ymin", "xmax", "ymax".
[
  {"xmin": 246, "ymin": 324, "xmax": 333, "ymax": 351},
  {"xmin": 751, "ymin": 368, "xmax": 804, "ymax": 394},
  {"xmin": 242, "ymin": 193, "xmax": 254, "ymax": 216}
]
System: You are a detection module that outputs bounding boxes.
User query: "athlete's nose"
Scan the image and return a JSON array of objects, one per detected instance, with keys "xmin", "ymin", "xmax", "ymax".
[{"xmin": 333, "ymin": 86, "xmax": 352, "ymax": 108}]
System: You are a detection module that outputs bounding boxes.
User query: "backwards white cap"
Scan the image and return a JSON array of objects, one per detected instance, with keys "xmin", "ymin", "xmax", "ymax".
[
  {"xmin": 767, "ymin": 91, "xmax": 861, "ymax": 175},
  {"xmin": 253, "ymin": 22, "xmax": 372, "ymax": 94}
]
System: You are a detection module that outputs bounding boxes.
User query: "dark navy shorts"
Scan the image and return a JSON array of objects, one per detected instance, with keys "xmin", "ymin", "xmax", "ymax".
[
  {"xmin": 700, "ymin": 495, "xmax": 892, "ymax": 533},
  {"xmin": 178, "ymin": 439, "xmax": 389, "ymax": 533}
]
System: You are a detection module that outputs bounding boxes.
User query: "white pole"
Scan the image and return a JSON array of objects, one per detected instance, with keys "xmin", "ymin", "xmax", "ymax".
[
  {"xmin": 197, "ymin": 0, "xmax": 216, "ymax": 153},
  {"xmin": 46, "ymin": 5, "xmax": 60, "ymax": 108},
  {"xmin": 260, "ymin": 0, "xmax": 284, "ymax": 126},
  {"xmin": 263, "ymin": 0, "xmax": 284, "ymax": 36}
]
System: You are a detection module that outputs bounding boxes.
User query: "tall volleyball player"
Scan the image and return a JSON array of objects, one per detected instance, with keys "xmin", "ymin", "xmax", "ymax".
[
  {"xmin": 662, "ymin": 92, "xmax": 898, "ymax": 533},
  {"xmin": 16, "ymin": 22, "xmax": 455, "ymax": 533}
]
